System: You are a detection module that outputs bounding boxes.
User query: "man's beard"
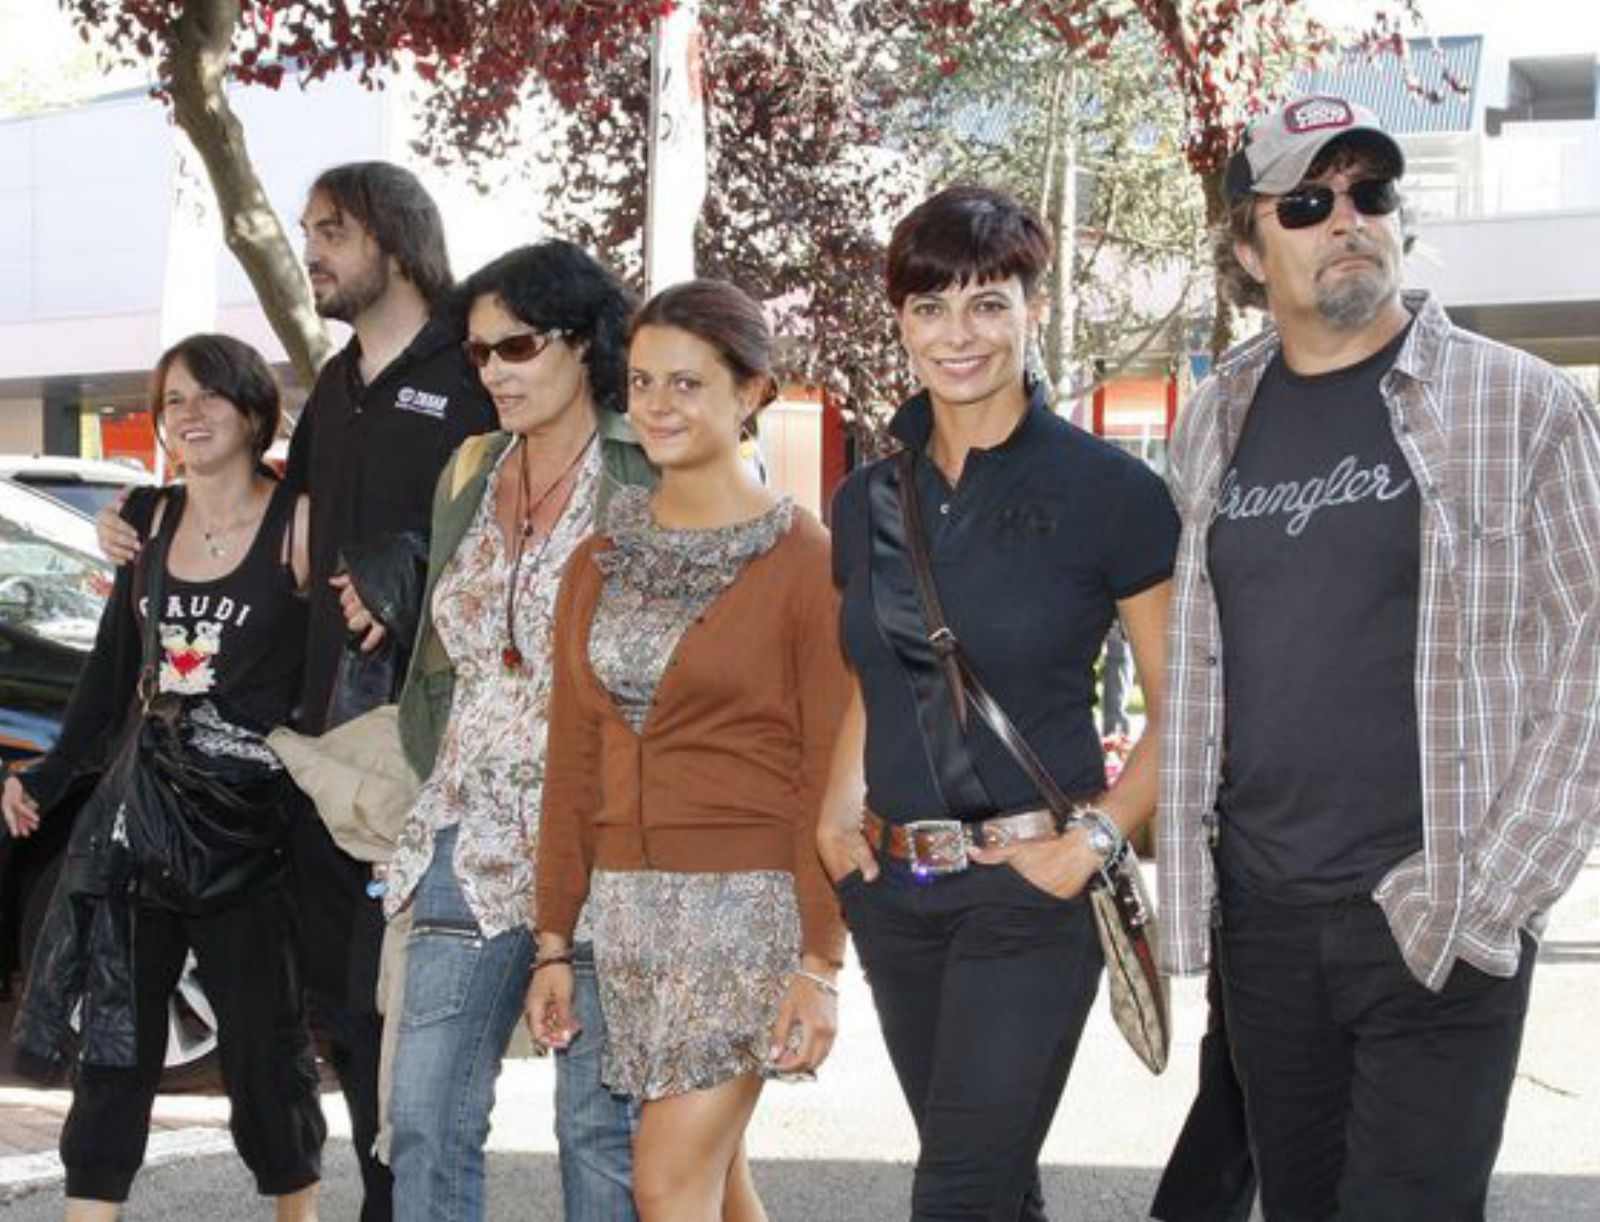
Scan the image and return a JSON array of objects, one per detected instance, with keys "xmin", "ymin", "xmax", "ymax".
[
  {"xmin": 314, "ymin": 257, "xmax": 390, "ymax": 323},
  {"xmin": 1314, "ymin": 242, "xmax": 1398, "ymax": 330}
]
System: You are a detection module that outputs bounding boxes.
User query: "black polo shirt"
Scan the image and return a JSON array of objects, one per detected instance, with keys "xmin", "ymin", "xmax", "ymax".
[
  {"xmin": 285, "ymin": 317, "xmax": 496, "ymax": 733},
  {"xmin": 832, "ymin": 385, "xmax": 1179, "ymax": 822}
]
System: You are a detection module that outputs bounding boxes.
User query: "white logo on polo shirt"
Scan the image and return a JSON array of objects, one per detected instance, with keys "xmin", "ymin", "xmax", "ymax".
[{"xmin": 394, "ymin": 386, "xmax": 448, "ymax": 418}]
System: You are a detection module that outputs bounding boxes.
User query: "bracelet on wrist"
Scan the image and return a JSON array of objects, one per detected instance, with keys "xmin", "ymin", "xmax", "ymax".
[
  {"xmin": 793, "ymin": 968, "xmax": 839, "ymax": 997},
  {"xmin": 531, "ymin": 953, "xmax": 573, "ymax": 974}
]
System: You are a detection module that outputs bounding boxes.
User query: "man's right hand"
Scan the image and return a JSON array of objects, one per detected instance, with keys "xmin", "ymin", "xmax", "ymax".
[{"xmin": 96, "ymin": 488, "xmax": 141, "ymax": 565}]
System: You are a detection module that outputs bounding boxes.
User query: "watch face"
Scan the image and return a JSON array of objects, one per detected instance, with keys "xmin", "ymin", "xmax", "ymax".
[{"xmin": 1086, "ymin": 825, "xmax": 1115, "ymax": 858}]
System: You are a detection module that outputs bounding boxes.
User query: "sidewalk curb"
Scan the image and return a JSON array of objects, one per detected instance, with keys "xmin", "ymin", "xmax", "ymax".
[{"xmin": 0, "ymin": 1127, "xmax": 234, "ymax": 1202}]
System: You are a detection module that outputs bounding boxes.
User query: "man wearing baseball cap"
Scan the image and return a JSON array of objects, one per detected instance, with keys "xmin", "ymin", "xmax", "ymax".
[{"xmin": 1157, "ymin": 95, "xmax": 1600, "ymax": 1218}]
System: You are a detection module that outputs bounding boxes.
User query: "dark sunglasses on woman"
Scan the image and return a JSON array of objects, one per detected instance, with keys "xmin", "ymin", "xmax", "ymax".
[
  {"xmin": 1269, "ymin": 178, "xmax": 1400, "ymax": 231},
  {"xmin": 463, "ymin": 329, "xmax": 566, "ymax": 368}
]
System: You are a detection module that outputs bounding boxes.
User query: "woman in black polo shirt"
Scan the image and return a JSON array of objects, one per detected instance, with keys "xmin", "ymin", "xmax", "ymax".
[{"xmin": 817, "ymin": 185, "xmax": 1178, "ymax": 1220}]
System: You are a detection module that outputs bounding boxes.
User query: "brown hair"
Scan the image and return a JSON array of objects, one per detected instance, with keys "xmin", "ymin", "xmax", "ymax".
[
  {"xmin": 886, "ymin": 185, "xmax": 1053, "ymax": 309},
  {"xmin": 149, "ymin": 333, "xmax": 281, "ymax": 460},
  {"xmin": 310, "ymin": 162, "xmax": 453, "ymax": 312},
  {"xmin": 631, "ymin": 279, "xmax": 776, "ymax": 405}
]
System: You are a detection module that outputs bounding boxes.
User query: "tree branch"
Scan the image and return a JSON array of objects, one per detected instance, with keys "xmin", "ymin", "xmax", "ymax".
[{"xmin": 166, "ymin": 0, "xmax": 331, "ymax": 383}]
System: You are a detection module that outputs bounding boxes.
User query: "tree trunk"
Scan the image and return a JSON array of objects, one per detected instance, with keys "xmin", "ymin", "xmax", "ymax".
[{"xmin": 166, "ymin": 0, "xmax": 331, "ymax": 385}]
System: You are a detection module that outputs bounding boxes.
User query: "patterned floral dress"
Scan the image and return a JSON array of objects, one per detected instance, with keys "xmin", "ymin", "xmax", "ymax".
[
  {"xmin": 385, "ymin": 441, "xmax": 600, "ymax": 938},
  {"xmin": 586, "ymin": 486, "xmax": 802, "ymax": 1099}
]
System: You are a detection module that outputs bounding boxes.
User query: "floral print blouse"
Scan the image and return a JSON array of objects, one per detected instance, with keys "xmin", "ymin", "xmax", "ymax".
[{"xmin": 386, "ymin": 441, "xmax": 601, "ymax": 937}]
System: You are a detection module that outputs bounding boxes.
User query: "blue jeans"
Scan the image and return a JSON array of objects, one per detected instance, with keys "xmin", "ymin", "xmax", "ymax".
[
  {"xmin": 389, "ymin": 829, "xmax": 639, "ymax": 1222},
  {"xmin": 557, "ymin": 942, "xmax": 641, "ymax": 1222}
]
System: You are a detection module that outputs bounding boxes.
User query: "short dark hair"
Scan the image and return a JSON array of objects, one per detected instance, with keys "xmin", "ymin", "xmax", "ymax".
[
  {"xmin": 150, "ymin": 333, "xmax": 281, "ymax": 460},
  {"xmin": 631, "ymin": 279, "xmax": 776, "ymax": 406},
  {"xmin": 458, "ymin": 241, "xmax": 638, "ymax": 415},
  {"xmin": 886, "ymin": 185, "xmax": 1053, "ymax": 309},
  {"xmin": 1215, "ymin": 137, "xmax": 1413, "ymax": 313},
  {"xmin": 310, "ymin": 162, "xmax": 453, "ymax": 312}
]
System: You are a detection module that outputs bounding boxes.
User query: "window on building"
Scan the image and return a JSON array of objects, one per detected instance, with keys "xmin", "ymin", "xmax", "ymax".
[{"xmin": 1488, "ymin": 56, "xmax": 1598, "ymax": 132}]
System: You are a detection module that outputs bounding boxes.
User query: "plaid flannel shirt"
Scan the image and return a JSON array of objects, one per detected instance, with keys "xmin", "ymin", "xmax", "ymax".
[{"xmin": 1158, "ymin": 292, "xmax": 1600, "ymax": 990}]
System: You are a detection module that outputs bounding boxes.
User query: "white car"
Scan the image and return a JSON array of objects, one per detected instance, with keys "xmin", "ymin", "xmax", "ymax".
[{"xmin": 0, "ymin": 455, "xmax": 153, "ymax": 520}]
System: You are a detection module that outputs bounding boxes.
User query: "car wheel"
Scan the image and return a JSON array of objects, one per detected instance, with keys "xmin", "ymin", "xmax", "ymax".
[{"xmin": 20, "ymin": 850, "xmax": 221, "ymax": 1086}]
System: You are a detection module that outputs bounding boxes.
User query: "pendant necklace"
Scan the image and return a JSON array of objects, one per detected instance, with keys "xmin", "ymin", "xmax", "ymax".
[
  {"xmin": 194, "ymin": 503, "xmax": 259, "ymax": 560},
  {"xmin": 503, "ymin": 430, "xmax": 596, "ymax": 672}
]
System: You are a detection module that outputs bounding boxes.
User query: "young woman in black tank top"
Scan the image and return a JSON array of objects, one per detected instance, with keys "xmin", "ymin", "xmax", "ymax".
[{"xmin": 3, "ymin": 335, "xmax": 326, "ymax": 1221}]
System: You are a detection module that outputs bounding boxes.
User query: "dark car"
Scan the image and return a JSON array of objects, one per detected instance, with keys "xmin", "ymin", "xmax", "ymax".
[{"xmin": 0, "ymin": 481, "xmax": 218, "ymax": 1073}]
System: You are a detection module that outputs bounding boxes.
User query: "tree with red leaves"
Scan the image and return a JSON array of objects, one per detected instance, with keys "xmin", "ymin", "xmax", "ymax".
[
  {"xmin": 914, "ymin": 0, "xmax": 1445, "ymax": 355},
  {"xmin": 67, "ymin": 0, "xmax": 1434, "ymax": 404}
]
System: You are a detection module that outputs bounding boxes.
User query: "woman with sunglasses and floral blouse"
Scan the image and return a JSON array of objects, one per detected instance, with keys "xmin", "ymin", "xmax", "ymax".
[{"xmin": 383, "ymin": 241, "xmax": 654, "ymax": 1222}]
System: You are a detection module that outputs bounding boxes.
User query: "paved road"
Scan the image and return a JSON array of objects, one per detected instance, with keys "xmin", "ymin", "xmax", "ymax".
[{"xmin": 4, "ymin": 855, "xmax": 1599, "ymax": 1219}]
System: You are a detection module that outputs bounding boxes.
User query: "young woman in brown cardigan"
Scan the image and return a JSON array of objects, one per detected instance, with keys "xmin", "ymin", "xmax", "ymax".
[{"xmin": 527, "ymin": 280, "xmax": 849, "ymax": 1222}]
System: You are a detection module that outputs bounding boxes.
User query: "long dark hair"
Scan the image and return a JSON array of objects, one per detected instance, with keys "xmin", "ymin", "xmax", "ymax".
[
  {"xmin": 457, "ymin": 241, "xmax": 638, "ymax": 414},
  {"xmin": 310, "ymin": 162, "xmax": 454, "ymax": 312}
]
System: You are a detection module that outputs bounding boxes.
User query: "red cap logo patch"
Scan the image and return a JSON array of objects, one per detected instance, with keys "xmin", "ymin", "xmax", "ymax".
[{"xmin": 1284, "ymin": 97, "xmax": 1355, "ymax": 134}]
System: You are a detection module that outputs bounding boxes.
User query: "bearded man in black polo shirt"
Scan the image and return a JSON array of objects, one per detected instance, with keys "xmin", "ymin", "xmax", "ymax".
[
  {"xmin": 1158, "ymin": 97, "xmax": 1600, "ymax": 1221},
  {"xmin": 100, "ymin": 161, "xmax": 495, "ymax": 1222}
]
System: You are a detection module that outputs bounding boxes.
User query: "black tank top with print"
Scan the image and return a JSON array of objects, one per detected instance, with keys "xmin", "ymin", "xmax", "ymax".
[{"xmin": 136, "ymin": 481, "xmax": 307, "ymax": 733}]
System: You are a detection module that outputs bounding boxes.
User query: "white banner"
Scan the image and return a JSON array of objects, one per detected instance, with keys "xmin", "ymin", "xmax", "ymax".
[{"xmin": 645, "ymin": 0, "xmax": 707, "ymax": 296}]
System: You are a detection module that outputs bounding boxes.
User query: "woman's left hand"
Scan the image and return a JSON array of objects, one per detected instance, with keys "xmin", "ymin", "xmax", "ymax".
[
  {"xmin": 967, "ymin": 826, "xmax": 1102, "ymax": 900},
  {"xmin": 766, "ymin": 968, "xmax": 838, "ymax": 1077}
]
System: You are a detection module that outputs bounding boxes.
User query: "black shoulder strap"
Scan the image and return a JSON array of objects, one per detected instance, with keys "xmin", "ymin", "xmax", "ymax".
[
  {"xmin": 864, "ymin": 452, "xmax": 992, "ymax": 814},
  {"xmin": 133, "ymin": 488, "xmax": 183, "ymax": 712},
  {"xmin": 892, "ymin": 451, "xmax": 1079, "ymax": 821}
]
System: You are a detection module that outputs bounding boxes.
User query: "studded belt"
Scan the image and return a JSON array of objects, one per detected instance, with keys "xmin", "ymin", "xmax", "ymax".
[{"xmin": 860, "ymin": 806, "xmax": 1068, "ymax": 879}]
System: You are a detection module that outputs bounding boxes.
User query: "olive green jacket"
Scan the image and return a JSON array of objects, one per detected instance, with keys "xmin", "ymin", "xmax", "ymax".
[{"xmin": 396, "ymin": 411, "xmax": 656, "ymax": 777}]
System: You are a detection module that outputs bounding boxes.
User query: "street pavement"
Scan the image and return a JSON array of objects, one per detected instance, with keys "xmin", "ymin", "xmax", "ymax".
[{"xmin": 3, "ymin": 853, "xmax": 1598, "ymax": 1219}]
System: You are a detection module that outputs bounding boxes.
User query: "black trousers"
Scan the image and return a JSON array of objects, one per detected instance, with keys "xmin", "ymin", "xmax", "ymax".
[
  {"xmin": 1218, "ymin": 883, "xmax": 1534, "ymax": 1222},
  {"xmin": 289, "ymin": 795, "xmax": 393, "ymax": 1222},
  {"xmin": 842, "ymin": 863, "xmax": 1103, "ymax": 1222},
  {"xmin": 61, "ymin": 885, "xmax": 325, "ymax": 1202},
  {"xmin": 1150, "ymin": 947, "xmax": 1257, "ymax": 1222}
]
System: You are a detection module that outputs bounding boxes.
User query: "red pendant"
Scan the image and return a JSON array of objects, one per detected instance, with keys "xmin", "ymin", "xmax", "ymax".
[{"xmin": 502, "ymin": 645, "xmax": 524, "ymax": 671}]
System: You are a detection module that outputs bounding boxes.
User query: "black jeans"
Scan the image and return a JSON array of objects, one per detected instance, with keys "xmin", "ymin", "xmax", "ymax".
[
  {"xmin": 61, "ymin": 885, "xmax": 325, "ymax": 1202},
  {"xmin": 1150, "ymin": 948, "xmax": 1257, "ymax": 1222},
  {"xmin": 289, "ymin": 795, "xmax": 393, "ymax": 1222},
  {"xmin": 1218, "ymin": 882, "xmax": 1534, "ymax": 1222},
  {"xmin": 842, "ymin": 862, "xmax": 1102, "ymax": 1222}
]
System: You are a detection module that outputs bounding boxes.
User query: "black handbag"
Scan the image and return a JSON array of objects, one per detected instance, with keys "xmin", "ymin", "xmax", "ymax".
[
  {"xmin": 105, "ymin": 491, "xmax": 290, "ymax": 913},
  {"xmin": 889, "ymin": 449, "xmax": 1171, "ymax": 1075}
]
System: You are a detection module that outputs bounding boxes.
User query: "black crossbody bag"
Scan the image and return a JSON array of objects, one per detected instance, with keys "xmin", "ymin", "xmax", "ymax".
[{"xmin": 875, "ymin": 449, "xmax": 1170, "ymax": 1074}]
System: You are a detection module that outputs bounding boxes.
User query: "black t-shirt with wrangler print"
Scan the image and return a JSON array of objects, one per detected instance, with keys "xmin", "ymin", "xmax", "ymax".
[{"xmin": 1208, "ymin": 325, "xmax": 1426, "ymax": 901}]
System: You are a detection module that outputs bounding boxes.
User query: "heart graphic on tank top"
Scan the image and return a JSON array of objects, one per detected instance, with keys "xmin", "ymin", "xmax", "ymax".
[
  {"xmin": 169, "ymin": 649, "xmax": 206, "ymax": 677},
  {"xmin": 159, "ymin": 622, "xmax": 222, "ymax": 695}
]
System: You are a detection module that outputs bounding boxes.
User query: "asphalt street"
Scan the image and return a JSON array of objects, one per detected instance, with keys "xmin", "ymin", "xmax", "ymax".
[{"xmin": 2, "ymin": 854, "xmax": 1598, "ymax": 1219}]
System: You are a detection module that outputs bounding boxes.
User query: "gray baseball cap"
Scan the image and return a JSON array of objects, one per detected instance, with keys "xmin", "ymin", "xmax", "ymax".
[{"xmin": 1224, "ymin": 96, "xmax": 1405, "ymax": 204}]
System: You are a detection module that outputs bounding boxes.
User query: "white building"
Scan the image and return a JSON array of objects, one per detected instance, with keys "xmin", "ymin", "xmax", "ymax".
[{"xmin": 1298, "ymin": 35, "xmax": 1600, "ymax": 387}]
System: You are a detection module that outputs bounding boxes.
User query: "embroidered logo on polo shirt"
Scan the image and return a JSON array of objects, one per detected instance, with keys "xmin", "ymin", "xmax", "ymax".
[
  {"xmin": 994, "ymin": 504, "xmax": 1057, "ymax": 543},
  {"xmin": 394, "ymin": 386, "xmax": 449, "ymax": 418}
]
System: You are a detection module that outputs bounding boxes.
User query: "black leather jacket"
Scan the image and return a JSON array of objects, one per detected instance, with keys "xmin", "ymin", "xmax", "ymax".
[{"xmin": 12, "ymin": 775, "xmax": 141, "ymax": 1075}]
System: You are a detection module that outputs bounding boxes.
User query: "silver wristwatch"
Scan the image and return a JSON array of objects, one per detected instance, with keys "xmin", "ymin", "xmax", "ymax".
[{"xmin": 1076, "ymin": 807, "xmax": 1125, "ymax": 864}]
